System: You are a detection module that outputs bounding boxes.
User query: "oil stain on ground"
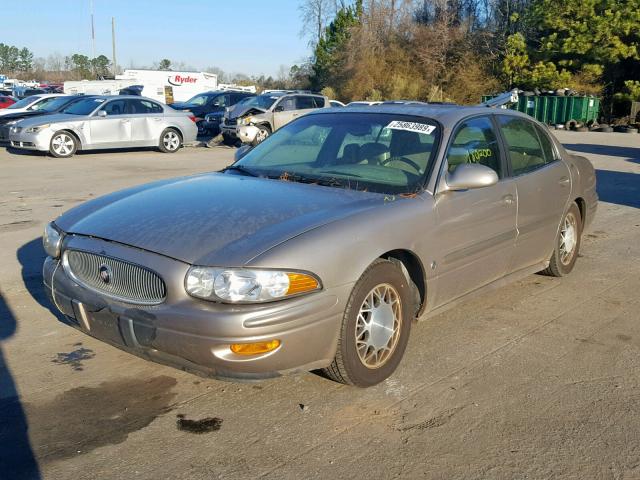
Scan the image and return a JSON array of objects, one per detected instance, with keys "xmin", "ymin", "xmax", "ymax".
[
  {"xmin": 24, "ymin": 375, "xmax": 177, "ymax": 462},
  {"xmin": 51, "ymin": 344, "xmax": 96, "ymax": 371},
  {"xmin": 176, "ymin": 414, "xmax": 223, "ymax": 434}
]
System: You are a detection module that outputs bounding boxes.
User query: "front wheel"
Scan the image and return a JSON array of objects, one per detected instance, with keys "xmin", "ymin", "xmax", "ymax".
[
  {"xmin": 252, "ymin": 124, "xmax": 271, "ymax": 146},
  {"xmin": 49, "ymin": 131, "xmax": 77, "ymax": 158},
  {"xmin": 158, "ymin": 128, "xmax": 181, "ymax": 153},
  {"xmin": 541, "ymin": 202, "xmax": 582, "ymax": 277},
  {"xmin": 322, "ymin": 259, "xmax": 413, "ymax": 387}
]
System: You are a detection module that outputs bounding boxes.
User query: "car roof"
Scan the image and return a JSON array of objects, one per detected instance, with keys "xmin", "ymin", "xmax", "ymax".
[{"xmin": 307, "ymin": 103, "xmax": 535, "ymax": 126}]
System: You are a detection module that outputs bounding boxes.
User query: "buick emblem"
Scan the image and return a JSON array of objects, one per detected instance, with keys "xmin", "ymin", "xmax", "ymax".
[{"xmin": 99, "ymin": 264, "xmax": 112, "ymax": 284}]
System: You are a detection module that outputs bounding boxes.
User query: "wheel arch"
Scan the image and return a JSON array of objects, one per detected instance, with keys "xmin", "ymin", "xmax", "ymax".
[
  {"xmin": 380, "ymin": 249, "xmax": 427, "ymax": 317},
  {"xmin": 165, "ymin": 125, "xmax": 184, "ymax": 141},
  {"xmin": 574, "ymin": 196, "xmax": 586, "ymax": 224},
  {"xmin": 55, "ymin": 128, "xmax": 82, "ymax": 150}
]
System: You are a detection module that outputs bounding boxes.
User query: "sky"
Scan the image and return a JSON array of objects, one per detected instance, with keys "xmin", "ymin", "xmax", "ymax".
[{"xmin": 2, "ymin": 0, "xmax": 311, "ymax": 77}]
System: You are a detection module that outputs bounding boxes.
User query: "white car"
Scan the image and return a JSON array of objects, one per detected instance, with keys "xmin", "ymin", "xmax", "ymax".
[
  {"xmin": 0, "ymin": 94, "xmax": 65, "ymax": 117},
  {"xmin": 9, "ymin": 95, "xmax": 198, "ymax": 158}
]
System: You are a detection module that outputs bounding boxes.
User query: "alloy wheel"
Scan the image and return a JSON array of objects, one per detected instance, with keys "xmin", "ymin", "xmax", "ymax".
[
  {"xmin": 52, "ymin": 134, "xmax": 74, "ymax": 156},
  {"xmin": 559, "ymin": 211, "xmax": 578, "ymax": 265},
  {"xmin": 163, "ymin": 131, "xmax": 180, "ymax": 151}
]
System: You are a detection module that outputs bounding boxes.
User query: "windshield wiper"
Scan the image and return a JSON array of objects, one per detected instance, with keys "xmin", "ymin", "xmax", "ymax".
[{"xmin": 221, "ymin": 165, "xmax": 259, "ymax": 177}]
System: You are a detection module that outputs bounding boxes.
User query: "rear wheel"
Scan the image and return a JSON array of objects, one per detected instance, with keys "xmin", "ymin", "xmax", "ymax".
[
  {"xmin": 159, "ymin": 128, "xmax": 181, "ymax": 153},
  {"xmin": 322, "ymin": 259, "xmax": 413, "ymax": 387},
  {"xmin": 49, "ymin": 131, "xmax": 77, "ymax": 158},
  {"xmin": 541, "ymin": 203, "xmax": 582, "ymax": 277}
]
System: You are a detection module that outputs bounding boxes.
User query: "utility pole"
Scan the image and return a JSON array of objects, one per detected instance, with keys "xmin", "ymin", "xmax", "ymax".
[
  {"xmin": 90, "ymin": 0, "xmax": 96, "ymax": 60},
  {"xmin": 111, "ymin": 17, "xmax": 117, "ymax": 76}
]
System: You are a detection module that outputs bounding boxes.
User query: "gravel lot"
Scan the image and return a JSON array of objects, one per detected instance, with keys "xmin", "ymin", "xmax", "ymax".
[{"xmin": 0, "ymin": 131, "xmax": 639, "ymax": 480}]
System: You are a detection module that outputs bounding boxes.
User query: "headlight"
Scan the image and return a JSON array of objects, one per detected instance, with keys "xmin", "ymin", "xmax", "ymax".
[
  {"xmin": 185, "ymin": 267, "xmax": 321, "ymax": 303},
  {"xmin": 239, "ymin": 116, "xmax": 254, "ymax": 126},
  {"xmin": 5, "ymin": 120, "xmax": 18, "ymax": 125},
  {"xmin": 25, "ymin": 123, "xmax": 50, "ymax": 133},
  {"xmin": 43, "ymin": 222, "xmax": 64, "ymax": 258}
]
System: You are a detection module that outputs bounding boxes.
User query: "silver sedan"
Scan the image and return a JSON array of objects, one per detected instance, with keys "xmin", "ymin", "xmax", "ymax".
[
  {"xmin": 42, "ymin": 105, "xmax": 597, "ymax": 386},
  {"xmin": 8, "ymin": 95, "xmax": 197, "ymax": 158}
]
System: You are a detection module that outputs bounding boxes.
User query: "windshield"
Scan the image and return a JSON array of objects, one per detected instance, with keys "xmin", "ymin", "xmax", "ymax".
[
  {"xmin": 184, "ymin": 94, "xmax": 211, "ymax": 106},
  {"xmin": 33, "ymin": 96, "xmax": 72, "ymax": 112},
  {"xmin": 7, "ymin": 96, "xmax": 41, "ymax": 109},
  {"xmin": 242, "ymin": 94, "xmax": 279, "ymax": 110},
  {"xmin": 61, "ymin": 97, "xmax": 106, "ymax": 115},
  {"xmin": 235, "ymin": 113, "xmax": 440, "ymax": 195}
]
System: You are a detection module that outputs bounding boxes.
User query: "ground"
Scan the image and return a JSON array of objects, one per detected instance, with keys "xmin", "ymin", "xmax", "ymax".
[{"xmin": 0, "ymin": 131, "xmax": 638, "ymax": 480}]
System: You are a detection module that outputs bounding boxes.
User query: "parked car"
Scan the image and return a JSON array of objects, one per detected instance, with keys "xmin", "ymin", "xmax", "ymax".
[
  {"xmin": 347, "ymin": 101, "xmax": 383, "ymax": 106},
  {"xmin": 170, "ymin": 90, "xmax": 255, "ymax": 136},
  {"xmin": 330, "ymin": 100, "xmax": 346, "ymax": 107},
  {"xmin": 0, "ymin": 95, "xmax": 16, "ymax": 109},
  {"xmin": 221, "ymin": 91, "xmax": 329, "ymax": 146},
  {"xmin": 41, "ymin": 103, "xmax": 597, "ymax": 386},
  {"xmin": 8, "ymin": 95, "xmax": 197, "ymax": 157},
  {"xmin": 0, "ymin": 95, "xmax": 93, "ymax": 143},
  {"xmin": 0, "ymin": 94, "xmax": 66, "ymax": 117},
  {"xmin": 14, "ymin": 87, "xmax": 47, "ymax": 99}
]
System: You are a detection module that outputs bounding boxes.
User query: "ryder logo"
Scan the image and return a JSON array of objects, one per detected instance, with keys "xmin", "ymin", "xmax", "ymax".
[{"xmin": 168, "ymin": 75, "xmax": 198, "ymax": 86}]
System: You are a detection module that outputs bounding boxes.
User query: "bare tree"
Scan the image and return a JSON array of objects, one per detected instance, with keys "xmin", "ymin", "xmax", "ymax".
[{"xmin": 299, "ymin": 0, "xmax": 339, "ymax": 46}]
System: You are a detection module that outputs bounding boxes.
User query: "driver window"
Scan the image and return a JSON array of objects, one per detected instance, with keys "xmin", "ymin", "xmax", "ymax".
[
  {"xmin": 100, "ymin": 100, "xmax": 127, "ymax": 116},
  {"xmin": 447, "ymin": 116, "xmax": 502, "ymax": 177},
  {"xmin": 276, "ymin": 97, "xmax": 296, "ymax": 112}
]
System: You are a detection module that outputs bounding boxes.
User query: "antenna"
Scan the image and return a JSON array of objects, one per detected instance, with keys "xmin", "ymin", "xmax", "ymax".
[{"xmin": 112, "ymin": 17, "xmax": 117, "ymax": 76}]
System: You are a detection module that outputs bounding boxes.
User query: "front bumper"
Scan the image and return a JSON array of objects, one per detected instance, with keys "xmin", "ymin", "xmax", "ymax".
[
  {"xmin": 221, "ymin": 124, "xmax": 238, "ymax": 138},
  {"xmin": 8, "ymin": 128, "xmax": 52, "ymax": 151},
  {"xmin": 237, "ymin": 125, "xmax": 259, "ymax": 144},
  {"xmin": 43, "ymin": 235, "xmax": 348, "ymax": 381}
]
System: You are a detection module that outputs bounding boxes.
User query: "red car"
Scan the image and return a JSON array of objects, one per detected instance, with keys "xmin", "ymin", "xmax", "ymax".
[{"xmin": 0, "ymin": 96, "xmax": 16, "ymax": 109}]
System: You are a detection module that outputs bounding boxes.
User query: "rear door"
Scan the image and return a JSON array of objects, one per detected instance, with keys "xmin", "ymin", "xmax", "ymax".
[
  {"xmin": 89, "ymin": 99, "xmax": 131, "ymax": 146},
  {"xmin": 496, "ymin": 115, "xmax": 571, "ymax": 271},
  {"xmin": 432, "ymin": 115, "xmax": 518, "ymax": 307},
  {"xmin": 127, "ymin": 99, "xmax": 165, "ymax": 144}
]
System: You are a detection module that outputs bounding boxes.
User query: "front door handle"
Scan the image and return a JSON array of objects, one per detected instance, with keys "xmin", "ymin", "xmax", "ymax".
[
  {"xmin": 559, "ymin": 176, "xmax": 570, "ymax": 186},
  {"xmin": 121, "ymin": 118, "xmax": 130, "ymax": 123},
  {"xmin": 502, "ymin": 194, "xmax": 515, "ymax": 205}
]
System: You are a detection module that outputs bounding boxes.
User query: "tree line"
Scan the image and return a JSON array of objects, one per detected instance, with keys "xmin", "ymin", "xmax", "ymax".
[{"xmin": 292, "ymin": 0, "xmax": 640, "ymax": 112}]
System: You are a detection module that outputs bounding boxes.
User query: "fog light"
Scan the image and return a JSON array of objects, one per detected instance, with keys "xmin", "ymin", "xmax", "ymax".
[{"xmin": 230, "ymin": 340, "xmax": 280, "ymax": 356}]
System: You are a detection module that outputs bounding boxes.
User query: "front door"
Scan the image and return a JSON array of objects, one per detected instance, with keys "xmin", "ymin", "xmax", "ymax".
[
  {"xmin": 89, "ymin": 99, "xmax": 131, "ymax": 146},
  {"xmin": 496, "ymin": 116, "xmax": 571, "ymax": 271},
  {"xmin": 431, "ymin": 116, "xmax": 517, "ymax": 307}
]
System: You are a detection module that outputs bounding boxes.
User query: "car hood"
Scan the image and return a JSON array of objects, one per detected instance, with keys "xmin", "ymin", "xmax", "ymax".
[
  {"xmin": 14, "ymin": 113, "xmax": 80, "ymax": 128},
  {"xmin": 0, "ymin": 110, "xmax": 53, "ymax": 124},
  {"xmin": 229, "ymin": 105, "xmax": 266, "ymax": 119},
  {"xmin": 56, "ymin": 173, "xmax": 385, "ymax": 266},
  {"xmin": 170, "ymin": 102, "xmax": 192, "ymax": 110}
]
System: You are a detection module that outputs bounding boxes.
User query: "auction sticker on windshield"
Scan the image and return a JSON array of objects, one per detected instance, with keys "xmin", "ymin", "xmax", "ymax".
[{"xmin": 386, "ymin": 120, "xmax": 436, "ymax": 135}]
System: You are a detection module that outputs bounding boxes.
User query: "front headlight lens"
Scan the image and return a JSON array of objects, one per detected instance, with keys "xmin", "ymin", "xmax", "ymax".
[
  {"xmin": 26, "ymin": 123, "xmax": 50, "ymax": 133},
  {"xmin": 43, "ymin": 222, "xmax": 63, "ymax": 258},
  {"xmin": 185, "ymin": 267, "xmax": 320, "ymax": 303},
  {"xmin": 239, "ymin": 116, "xmax": 254, "ymax": 126}
]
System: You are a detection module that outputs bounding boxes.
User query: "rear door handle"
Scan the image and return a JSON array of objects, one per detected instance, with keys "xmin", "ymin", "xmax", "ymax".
[
  {"xmin": 502, "ymin": 194, "xmax": 515, "ymax": 205},
  {"xmin": 559, "ymin": 176, "xmax": 570, "ymax": 186}
]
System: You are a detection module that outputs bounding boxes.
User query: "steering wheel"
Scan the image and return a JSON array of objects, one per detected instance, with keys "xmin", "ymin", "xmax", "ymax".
[{"xmin": 381, "ymin": 156, "xmax": 422, "ymax": 174}]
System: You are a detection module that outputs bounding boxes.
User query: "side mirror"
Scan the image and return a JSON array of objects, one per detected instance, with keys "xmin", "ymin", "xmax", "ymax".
[
  {"xmin": 444, "ymin": 163, "xmax": 498, "ymax": 191},
  {"xmin": 97, "ymin": 110, "xmax": 107, "ymax": 117},
  {"xmin": 234, "ymin": 144, "xmax": 253, "ymax": 162},
  {"xmin": 274, "ymin": 105, "xmax": 285, "ymax": 112}
]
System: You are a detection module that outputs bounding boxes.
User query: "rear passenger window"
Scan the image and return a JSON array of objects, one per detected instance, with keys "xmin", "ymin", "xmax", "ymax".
[
  {"xmin": 535, "ymin": 125, "xmax": 557, "ymax": 163},
  {"xmin": 128, "ymin": 99, "xmax": 163, "ymax": 114},
  {"xmin": 295, "ymin": 96, "xmax": 316, "ymax": 110},
  {"xmin": 498, "ymin": 117, "xmax": 548, "ymax": 176},
  {"xmin": 312, "ymin": 97, "xmax": 326, "ymax": 108},
  {"xmin": 447, "ymin": 116, "xmax": 503, "ymax": 178}
]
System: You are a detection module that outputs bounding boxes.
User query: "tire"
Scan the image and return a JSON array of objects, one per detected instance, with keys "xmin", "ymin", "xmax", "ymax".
[
  {"xmin": 252, "ymin": 124, "xmax": 271, "ymax": 146},
  {"xmin": 541, "ymin": 203, "xmax": 582, "ymax": 277},
  {"xmin": 158, "ymin": 128, "xmax": 181, "ymax": 153},
  {"xmin": 49, "ymin": 131, "xmax": 78, "ymax": 158},
  {"xmin": 321, "ymin": 259, "xmax": 414, "ymax": 387},
  {"xmin": 597, "ymin": 126, "xmax": 613, "ymax": 133},
  {"xmin": 222, "ymin": 133, "xmax": 234, "ymax": 145},
  {"xmin": 565, "ymin": 119, "xmax": 582, "ymax": 131}
]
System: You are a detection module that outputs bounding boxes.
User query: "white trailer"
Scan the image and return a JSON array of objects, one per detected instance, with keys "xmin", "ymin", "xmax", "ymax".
[
  {"xmin": 115, "ymin": 69, "xmax": 218, "ymax": 104},
  {"xmin": 64, "ymin": 79, "xmax": 138, "ymax": 96}
]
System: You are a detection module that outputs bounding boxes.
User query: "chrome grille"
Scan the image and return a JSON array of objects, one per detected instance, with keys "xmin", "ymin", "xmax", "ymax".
[{"xmin": 64, "ymin": 250, "xmax": 166, "ymax": 305}]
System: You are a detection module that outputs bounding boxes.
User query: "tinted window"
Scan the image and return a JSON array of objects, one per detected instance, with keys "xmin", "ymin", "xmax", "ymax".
[
  {"xmin": 447, "ymin": 116, "xmax": 503, "ymax": 177},
  {"xmin": 62, "ymin": 97, "xmax": 106, "ymax": 115},
  {"xmin": 7, "ymin": 96, "xmax": 40, "ymax": 109},
  {"xmin": 498, "ymin": 116, "xmax": 547, "ymax": 176},
  {"xmin": 312, "ymin": 97, "xmax": 326, "ymax": 108},
  {"xmin": 296, "ymin": 96, "xmax": 316, "ymax": 110},
  {"xmin": 128, "ymin": 99, "xmax": 163, "ymax": 114},
  {"xmin": 209, "ymin": 95, "xmax": 228, "ymax": 107},
  {"xmin": 100, "ymin": 99, "xmax": 127, "ymax": 116}
]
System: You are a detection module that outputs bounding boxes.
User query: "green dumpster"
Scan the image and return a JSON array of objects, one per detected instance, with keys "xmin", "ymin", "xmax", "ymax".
[{"xmin": 480, "ymin": 95, "xmax": 600, "ymax": 125}]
